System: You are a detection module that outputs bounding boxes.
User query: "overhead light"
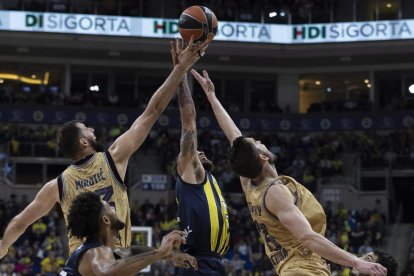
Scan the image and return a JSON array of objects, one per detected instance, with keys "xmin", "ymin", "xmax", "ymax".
[
  {"xmin": 386, "ymin": 3, "xmax": 392, "ymax": 8},
  {"xmin": 90, "ymin": 85, "xmax": 100, "ymax": 92},
  {"xmin": 364, "ymin": 79, "xmax": 370, "ymax": 84},
  {"xmin": 269, "ymin": 12, "xmax": 277, "ymax": 18},
  {"xmin": 280, "ymin": 11, "xmax": 286, "ymax": 17},
  {"xmin": 315, "ymin": 80, "xmax": 321, "ymax": 85},
  {"xmin": 31, "ymin": 74, "xmax": 37, "ymax": 79},
  {"xmin": 0, "ymin": 73, "xmax": 47, "ymax": 85},
  {"xmin": 326, "ymin": 87, "xmax": 332, "ymax": 92},
  {"xmin": 409, "ymin": 84, "xmax": 414, "ymax": 94},
  {"xmin": 0, "ymin": 79, "xmax": 3, "ymax": 84},
  {"xmin": 367, "ymin": 84, "xmax": 372, "ymax": 88}
]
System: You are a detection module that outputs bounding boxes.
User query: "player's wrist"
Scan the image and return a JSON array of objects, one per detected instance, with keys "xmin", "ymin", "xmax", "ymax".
[
  {"xmin": 155, "ymin": 248, "xmax": 170, "ymax": 259},
  {"xmin": 174, "ymin": 63, "xmax": 188, "ymax": 74}
]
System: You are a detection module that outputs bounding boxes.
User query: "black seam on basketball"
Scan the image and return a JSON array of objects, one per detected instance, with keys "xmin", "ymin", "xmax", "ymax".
[
  {"xmin": 181, "ymin": 13, "xmax": 205, "ymax": 24},
  {"xmin": 202, "ymin": 7, "xmax": 213, "ymax": 34},
  {"xmin": 198, "ymin": 6, "xmax": 208, "ymax": 24}
]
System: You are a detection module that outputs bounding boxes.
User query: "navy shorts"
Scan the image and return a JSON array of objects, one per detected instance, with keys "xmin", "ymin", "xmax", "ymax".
[{"xmin": 179, "ymin": 255, "xmax": 225, "ymax": 276}]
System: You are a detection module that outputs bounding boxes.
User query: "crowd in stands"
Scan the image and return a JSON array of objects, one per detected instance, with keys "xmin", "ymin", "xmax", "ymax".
[
  {"xmin": 0, "ymin": 194, "xmax": 65, "ymax": 276},
  {"xmin": 0, "ymin": 192, "xmax": 389, "ymax": 275},
  {"xmin": 2, "ymin": 123, "xmax": 414, "ymax": 191}
]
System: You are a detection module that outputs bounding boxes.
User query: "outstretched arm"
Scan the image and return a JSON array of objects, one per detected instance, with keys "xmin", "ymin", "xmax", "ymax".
[
  {"xmin": 114, "ymin": 246, "xmax": 197, "ymax": 269},
  {"xmin": 265, "ymin": 184, "xmax": 387, "ymax": 276},
  {"xmin": 108, "ymin": 38, "xmax": 209, "ymax": 180},
  {"xmin": 0, "ymin": 179, "xmax": 59, "ymax": 258},
  {"xmin": 176, "ymin": 74, "xmax": 204, "ymax": 183},
  {"xmin": 191, "ymin": 69, "xmax": 241, "ymax": 145},
  {"xmin": 191, "ymin": 69, "xmax": 249, "ymax": 189},
  {"xmin": 83, "ymin": 230, "xmax": 196, "ymax": 275}
]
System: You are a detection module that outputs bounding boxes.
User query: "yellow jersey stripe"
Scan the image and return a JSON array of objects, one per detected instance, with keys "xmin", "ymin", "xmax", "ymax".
[
  {"xmin": 203, "ymin": 181, "xmax": 219, "ymax": 252},
  {"xmin": 219, "ymin": 232, "xmax": 230, "ymax": 255},
  {"xmin": 213, "ymin": 181, "xmax": 229, "ymax": 254}
]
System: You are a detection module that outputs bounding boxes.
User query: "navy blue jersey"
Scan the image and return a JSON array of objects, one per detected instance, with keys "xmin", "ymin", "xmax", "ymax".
[
  {"xmin": 176, "ymin": 171, "xmax": 229, "ymax": 256},
  {"xmin": 60, "ymin": 239, "xmax": 103, "ymax": 276}
]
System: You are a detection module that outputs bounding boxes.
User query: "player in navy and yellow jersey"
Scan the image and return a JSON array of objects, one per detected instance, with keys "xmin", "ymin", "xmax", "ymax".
[
  {"xmin": 171, "ymin": 43, "xmax": 229, "ymax": 276},
  {"xmin": 0, "ymin": 37, "xmax": 209, "ymax": 260},
  {"xmin": 191, "ymin": 69, "xmax": 387, "ymax": 276}
]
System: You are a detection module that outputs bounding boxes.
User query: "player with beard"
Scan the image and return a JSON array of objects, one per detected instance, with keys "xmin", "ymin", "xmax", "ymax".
[
  {"xmin": 191, "ymin": 69, "xmax": 387, "ymax": 276},
  {"xmin": 60, "ymin": 192, "xmax": 195, "ymax": 275},
  {"xmin": 172, "ymin": 43, "xmax": 229, "ymax": 276},
  {"xmin": 0, "ymin": 37, "xmax": 209, "ymax": 261}
]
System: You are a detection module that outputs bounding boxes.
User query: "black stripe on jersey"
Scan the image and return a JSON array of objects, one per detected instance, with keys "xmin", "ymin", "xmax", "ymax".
[
  {"xmin": 104, "ymin": 151, "xmax": 126, "ymax": 189},
  {"xmin": 57, "ymin": 174, "xmax": 64, "ymax": 203}
]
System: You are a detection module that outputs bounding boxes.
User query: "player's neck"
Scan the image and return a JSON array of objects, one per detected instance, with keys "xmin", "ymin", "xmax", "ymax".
[
  {"xmin": 260, "ymin": 163, "xmax": 279, "ymax": 179},
  {"xmin": 74, "ymin": 148, "xmax": 97, "ymax": 162},
  {"xmin": 99, "ymin": 229, "xmax": 117, "ymax": 250}
]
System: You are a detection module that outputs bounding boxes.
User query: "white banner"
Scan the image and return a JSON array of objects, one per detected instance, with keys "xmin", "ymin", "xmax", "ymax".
[{"xmin": 1, "ymin": 10, "xmax": 414, "ymax": 44}]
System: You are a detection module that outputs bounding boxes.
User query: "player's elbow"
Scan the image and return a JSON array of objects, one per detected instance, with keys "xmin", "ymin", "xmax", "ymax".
[{"xmin": 299, "ymin": 230, "xmax": 317, "ymax": 250}]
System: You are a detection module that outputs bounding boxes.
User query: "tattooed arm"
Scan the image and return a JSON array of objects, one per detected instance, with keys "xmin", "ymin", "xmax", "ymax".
[
  {"xmin": 176, "ymin": 74, "xmax": 205, "ymax": 184},
  {"xmin": 78, "ymin": 231, "xmax": 188, "ymax": 275}
]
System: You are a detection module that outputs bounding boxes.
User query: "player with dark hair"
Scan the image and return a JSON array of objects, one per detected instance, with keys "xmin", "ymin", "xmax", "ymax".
[
  {"xmin": 0, "ymin": 37, "xmax": 209, "ymax": 259},
  {"xmin": 191, "ymin": 69, "xmax": 387, "ymax": 276},
  {"xmin": 171, "ymin": 43, "xmax": 229, "ymax": 276},
  {"xmin": 351, "ymin": 249, "xmax": 397, "ymax": 276},
  {"xmin": 60, "ymin": 192, "xmax": 195, "ymax": 275}
]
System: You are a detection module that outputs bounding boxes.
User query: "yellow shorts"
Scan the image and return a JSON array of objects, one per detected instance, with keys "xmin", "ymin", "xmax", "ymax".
[{"xmin": 278, "ymin": 256, "xmax": 331, "ymax": 276}]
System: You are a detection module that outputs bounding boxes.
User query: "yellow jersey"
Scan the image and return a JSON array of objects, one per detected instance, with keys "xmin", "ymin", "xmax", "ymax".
[
  {"xmin": 245, "ymin": 175, "xmax": 329, "ymax": 275},
  {"xmin": 57, "ymin": 151, "xmax": 131, "ymax": 254}
]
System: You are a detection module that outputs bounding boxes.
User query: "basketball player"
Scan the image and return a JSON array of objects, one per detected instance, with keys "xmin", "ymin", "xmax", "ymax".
[
  {"xmin": 171, "ymin": 44, "xmax": 229, "ymax": 276},
  {"xmin": 191, "ymin": 69, "xmax": 387, "ymax": 276},
  {"xmin": 0, "ymin": 36, "xmax": 209, "ymax": 259},
  {"xmin": 60, "ymin": 192, "xmax": 196, "ymax": 275},
  {"xmin": 350, "ymin": 249, "xmax": 397, "ymax": 276}
]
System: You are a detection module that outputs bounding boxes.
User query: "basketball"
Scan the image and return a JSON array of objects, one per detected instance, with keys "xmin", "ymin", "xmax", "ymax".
[{"xmin": 178, "ymin": 6, "xmax": 218, "ymax": 44}]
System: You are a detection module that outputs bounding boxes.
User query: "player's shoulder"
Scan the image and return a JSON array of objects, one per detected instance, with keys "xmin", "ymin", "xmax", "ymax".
[{"xmin": 83, "ymin": 244, "xmax": 114, "ymax": 260}]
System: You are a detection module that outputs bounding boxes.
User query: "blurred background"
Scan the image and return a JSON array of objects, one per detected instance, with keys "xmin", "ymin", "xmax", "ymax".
[{"xmin": 0, "ymin": 0, "xmax": 414, "ymax": 275}]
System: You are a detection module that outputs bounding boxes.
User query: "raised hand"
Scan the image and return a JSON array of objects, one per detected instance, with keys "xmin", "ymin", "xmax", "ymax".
[
  {"xmin": 171, "ymin": 36, "xmax": 209, "ymax": 71},
  {"xmin": 191, "ymin": 69, "xmax": 215, "ymax": 99}
]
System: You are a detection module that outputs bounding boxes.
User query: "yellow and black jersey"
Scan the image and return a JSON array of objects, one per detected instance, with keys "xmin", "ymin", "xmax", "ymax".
[
  {"xmin": 245, "ymin": 176, "xmax": 330, "ymax": 275},
  {"xmin": 58, "ymin": 151, "xmax": 131, "ymax": 254},
  {"xmin": 175, "ymin": 171, "xmax": 229, "ymax": 257}
]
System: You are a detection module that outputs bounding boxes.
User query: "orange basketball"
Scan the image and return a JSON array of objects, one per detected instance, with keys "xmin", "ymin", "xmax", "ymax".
[{"xmin": 178, "ymin": 6, "xmax": 218, "ymax": 44}]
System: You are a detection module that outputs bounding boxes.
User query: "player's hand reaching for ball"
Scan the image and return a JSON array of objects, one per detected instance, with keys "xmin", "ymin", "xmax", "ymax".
[
  {"xmin": 191, "ymin": 69, "xmax": 215, "ymax": 100},
  {"xmin": 170, "ymin": 36, "xmax": 209, "ymax": 71},
  {"xmin": 158, "ymin": 230, "xmax": 186, "ymax": 258},
  {"xmin": 354, "ymin": 259, "xmax": 387, "ymax": 276}
]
